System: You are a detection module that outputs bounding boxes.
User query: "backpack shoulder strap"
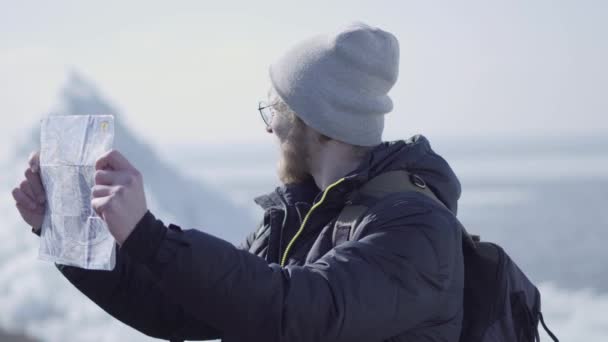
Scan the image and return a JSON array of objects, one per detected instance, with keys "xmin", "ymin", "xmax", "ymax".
[
  {"xmin": 332, "ymin": 204, "xmax": 368, "ymax": 246},
  {"xmin": 333, "ymin": 170, "xmax": 450, "ymax": 246},
  {"xmin": 358, "ymin": 170, "xmax": 447, "ymax": 209}
]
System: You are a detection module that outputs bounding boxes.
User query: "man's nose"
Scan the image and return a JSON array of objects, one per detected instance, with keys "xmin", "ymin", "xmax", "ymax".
[{"xmin": 266, "ymin": 126, "xmax": 273, "ymax": 134}]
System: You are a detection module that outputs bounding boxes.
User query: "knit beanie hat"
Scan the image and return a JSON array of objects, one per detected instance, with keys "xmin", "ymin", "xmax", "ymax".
[{"xmin": 269, "ymin": 22, "xmax": 400, "ymax": 146}]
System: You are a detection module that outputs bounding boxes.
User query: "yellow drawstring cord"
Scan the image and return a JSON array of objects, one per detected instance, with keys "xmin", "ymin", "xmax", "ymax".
[{"xmin": 280, "ymin": 177, "xmax": 347, "ymax": 267}]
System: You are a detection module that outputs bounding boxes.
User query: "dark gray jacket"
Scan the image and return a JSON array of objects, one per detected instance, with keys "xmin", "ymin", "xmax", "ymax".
[{"xmin": 58, "ymin": 134, "xmax": 464, "ymax": 342}]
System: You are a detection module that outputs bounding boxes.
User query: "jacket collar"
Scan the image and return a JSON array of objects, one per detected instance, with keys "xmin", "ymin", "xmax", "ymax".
[
  {"xmin": 253, "ymin": 177, "xmax": 319, "ymax": 210},
  {"xmin": 254, "ymin": 134, "xmax": 462, "ymax": 215}
]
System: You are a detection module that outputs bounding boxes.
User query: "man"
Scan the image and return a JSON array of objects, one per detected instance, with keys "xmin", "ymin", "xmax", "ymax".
[{"xmin": 12, "ymin": 22, "xmax": 464, "ymax": 341}]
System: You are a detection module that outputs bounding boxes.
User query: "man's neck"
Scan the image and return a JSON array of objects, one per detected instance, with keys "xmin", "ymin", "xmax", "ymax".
[{"xmin": 310, "ymin": 142, "xmax": 366, "ymax": 191}]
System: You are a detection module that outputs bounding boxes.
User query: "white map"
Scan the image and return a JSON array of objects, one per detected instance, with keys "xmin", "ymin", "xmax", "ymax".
[{"xmin": 39, "ymin": 115, "xmax": 116, "ymax": 270}]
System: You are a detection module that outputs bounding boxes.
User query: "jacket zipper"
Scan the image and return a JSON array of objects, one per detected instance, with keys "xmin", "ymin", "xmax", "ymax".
[{"xmin": 279, "ymin": 177, "xmax": 347, "ymax": 267}]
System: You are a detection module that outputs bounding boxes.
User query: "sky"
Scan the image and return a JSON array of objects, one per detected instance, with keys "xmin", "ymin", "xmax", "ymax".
[
  {"xmin": 0, "ymin": 3, "xmax": 607, "ymax": 340},
  {"xmin": 0, "ymin": 0, "xmax": 606, "ymax": 154}
]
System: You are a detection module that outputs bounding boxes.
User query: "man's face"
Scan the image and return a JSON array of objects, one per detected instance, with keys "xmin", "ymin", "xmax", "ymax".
[{"xmin": 267, "ymin": 90, "xmax": 314, "ymax": 185}]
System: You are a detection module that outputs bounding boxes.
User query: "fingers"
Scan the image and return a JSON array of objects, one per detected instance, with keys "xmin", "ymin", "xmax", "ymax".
[
  {"xmin": 94, "ymin": 169, "xmax": 132, "ymax": 186},
  {"xmin": 19, "ymin": 179, "xmax": 35, "ymax": 200},
  {"xmin": 24, "ymin": 168, "xmax": 45, "ymax": 203},
  {"xmin": 13, "ymin": 151, "xmax": 45, "ymax": 212},
  {"xmin": 28, "ymin": 151, "xmax": 40, "ymax": 173},
  {"xmin": 95, "ymin": 150, "xmax": 134, "ymax": 172},
  {"xmin": 94, "ymin": 169, "xmax": 117, "ymax": 185},
  {"xmin": 91, "ymin": 184, "xmax": 114, "ymax": 198},
  {"xmin": 91, "ymin": 196, "xmax": 111, "ymax": 216},
  {"xmin": 16, "ymin": 201, "xmax": 45, "ymax": 216},
  {"xmin": 12, "ymin": 187, "xmax": 38, "ymax": 210}
]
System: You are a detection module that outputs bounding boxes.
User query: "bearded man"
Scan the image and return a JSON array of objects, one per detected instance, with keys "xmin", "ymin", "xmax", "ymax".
[{"xmin": 13, "ymin": 22, "xmax": 464, "ymax": 342}]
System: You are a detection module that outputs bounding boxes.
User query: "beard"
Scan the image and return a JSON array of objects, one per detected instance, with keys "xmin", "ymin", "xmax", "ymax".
[{"xmin": 277, "ymin": 117, "xmax": 313, "ymax": 185}]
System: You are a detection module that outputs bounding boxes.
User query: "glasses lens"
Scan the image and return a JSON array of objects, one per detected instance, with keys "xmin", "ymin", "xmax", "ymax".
[{"xmin": 258, "ymin": 101, "xmax": 274, "ymax": 126}]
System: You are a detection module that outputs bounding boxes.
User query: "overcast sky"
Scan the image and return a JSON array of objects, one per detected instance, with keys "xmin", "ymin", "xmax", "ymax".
[{"xmin": 1, "ymin": 0, "xmax": 606, "ymax": 154}]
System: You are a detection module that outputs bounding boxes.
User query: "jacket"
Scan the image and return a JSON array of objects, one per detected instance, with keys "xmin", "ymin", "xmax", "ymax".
[{"xmin": 57, "ymin": 134, "xmax": 464, "ymax": 342}]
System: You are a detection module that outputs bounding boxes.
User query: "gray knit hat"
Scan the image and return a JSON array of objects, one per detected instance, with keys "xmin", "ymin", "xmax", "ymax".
[{"xmin": 269, "ymin": 22, "xmax": 400, "ymax": 146}]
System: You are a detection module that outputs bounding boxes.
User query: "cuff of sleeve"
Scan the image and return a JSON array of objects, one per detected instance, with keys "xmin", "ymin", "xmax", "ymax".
[{"xmin": 121, "ymin": 210, "xmax": 167, "ymax": 264}]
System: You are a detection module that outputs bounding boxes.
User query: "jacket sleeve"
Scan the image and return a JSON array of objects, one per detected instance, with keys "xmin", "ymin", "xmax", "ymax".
[
  {"xmin": 57, "ymin": 243, "xmax": 222, "ymax": 341},
  {"xmin": 120, "ymin": 199, "xmax": 463, "ymax": 342}
]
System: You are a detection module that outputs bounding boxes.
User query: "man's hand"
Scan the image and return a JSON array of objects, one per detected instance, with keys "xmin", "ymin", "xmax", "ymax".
[
  {"xmin": 12, "ymin": 151, "xmax": 46, "ymax": 232},
  {"xmin": 92, "ymin": 149, "xmax": 148, "ymax": 245}
]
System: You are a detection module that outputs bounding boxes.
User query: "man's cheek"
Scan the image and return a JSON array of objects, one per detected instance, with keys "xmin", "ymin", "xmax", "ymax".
[{"xmin": 272, "ymin": 116, "xmax": 292, "ymax": 141}]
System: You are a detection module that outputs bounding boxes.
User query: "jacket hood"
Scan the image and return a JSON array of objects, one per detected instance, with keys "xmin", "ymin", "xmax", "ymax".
[
  {"xmin": 255, "ymin": 134, "xmax": 462, "ymax": 215},
  {"xmin": 345, "ymin": 134, "xmax": 462, "ymax": 215}
]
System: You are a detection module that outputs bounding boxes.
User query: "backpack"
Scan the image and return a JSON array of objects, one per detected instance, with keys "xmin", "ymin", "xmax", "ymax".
[{"xmin": 332, "ymin": 170, "xmax": 559, "ymax": 342}]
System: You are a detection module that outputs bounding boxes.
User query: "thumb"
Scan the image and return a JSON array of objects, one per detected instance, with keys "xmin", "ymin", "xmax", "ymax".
[
  {"xmin": 95, "ymin": 150, "xmax": 134, "ymax": 171},
  {"xmin": 28, "ymin": 151, "xmax": 40, "ymax": 173}
]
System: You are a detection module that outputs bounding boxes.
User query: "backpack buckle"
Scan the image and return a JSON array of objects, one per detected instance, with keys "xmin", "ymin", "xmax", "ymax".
[{"xmin": 410, "ymin": 173, "xmax": 427, "ymax": 189}]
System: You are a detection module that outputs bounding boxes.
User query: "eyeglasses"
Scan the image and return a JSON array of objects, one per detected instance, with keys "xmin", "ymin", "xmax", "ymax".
[{"xmin": 258, "ymin": 100, "xmax": 278, "ymax": 128}]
